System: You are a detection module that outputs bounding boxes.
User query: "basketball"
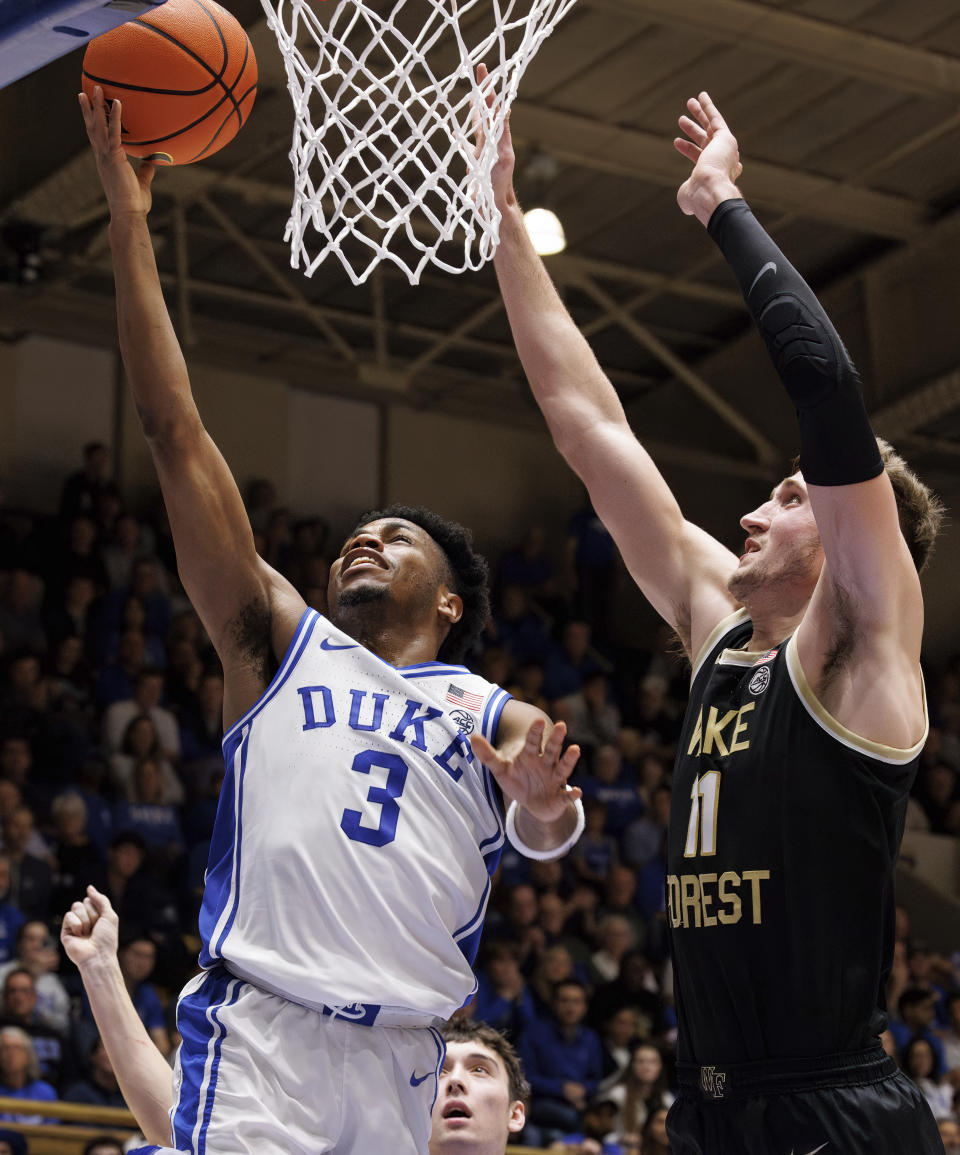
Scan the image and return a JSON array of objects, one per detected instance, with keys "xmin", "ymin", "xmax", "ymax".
[{"xmin": 80, "ymin": 0, "xmax": 257, "ymax": 166}]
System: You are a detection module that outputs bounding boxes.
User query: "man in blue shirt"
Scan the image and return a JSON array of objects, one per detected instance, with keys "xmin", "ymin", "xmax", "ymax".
[{"xmin": 519, "ymin": 978, "xmax": 603, "ymax": 1145}]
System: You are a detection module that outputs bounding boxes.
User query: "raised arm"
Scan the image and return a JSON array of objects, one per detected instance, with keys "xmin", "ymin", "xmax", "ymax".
[
  {"xmin": 79, "ymin": 88, "xmax": 304, "ymax": 723},
  {"xmin": 61, "ymin": 887, "xmax": 173, "ymax": 1145},
  {"xmin": 484, "ymin": 80, "xmax": 737, "ymax": 657},
  {"xmin": 675, "ymin": 93, "xmax": 930, "ymax": 747}
]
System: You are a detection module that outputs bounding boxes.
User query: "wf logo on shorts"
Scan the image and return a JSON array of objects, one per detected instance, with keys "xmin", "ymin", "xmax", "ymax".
[{"xmin": 699, "ymin": 1065, "xmax": 727, "ymax": 1099}]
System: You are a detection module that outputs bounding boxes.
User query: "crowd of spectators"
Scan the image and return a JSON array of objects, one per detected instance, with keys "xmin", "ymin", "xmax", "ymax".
[{"xmin": 0, "ymin": 443, "xmax": 957, "ymax": 1154}]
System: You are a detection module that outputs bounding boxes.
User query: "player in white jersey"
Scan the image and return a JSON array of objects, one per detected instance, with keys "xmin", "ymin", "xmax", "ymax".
[
  {"xmin": 78, "ymin": 87, "xmax": 585, "ymax": 1155},
  {"xmin": 63, "ymin": 890, "xmax": 529, "ymax": 1155}
]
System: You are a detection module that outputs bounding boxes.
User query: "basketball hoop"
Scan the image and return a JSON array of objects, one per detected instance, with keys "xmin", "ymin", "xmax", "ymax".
[{"xmin": 261, "ymin": 0, "xmax": 579, "ymax": 285}]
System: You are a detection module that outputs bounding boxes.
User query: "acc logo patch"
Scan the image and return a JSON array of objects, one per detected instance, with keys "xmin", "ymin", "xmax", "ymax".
[
  {"xmin": 451, "ymin": 709, "xmax": 475, "ymax": 734},
  {"xmin": 748, "ymin": 666, "xmax": 771, "ymax": 696}
]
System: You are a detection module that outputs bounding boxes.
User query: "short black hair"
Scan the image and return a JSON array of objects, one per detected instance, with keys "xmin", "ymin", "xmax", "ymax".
[
  {"xmin": 350, "ymin": 504, "xmax": 490, "ymax": 664},
  {"xmin": 439, "ymin": 1018, "xmax": 530, "ymax": 1106}
]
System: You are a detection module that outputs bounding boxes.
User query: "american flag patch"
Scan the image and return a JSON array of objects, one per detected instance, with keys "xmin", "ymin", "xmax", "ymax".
[{"xmin": 446, "ymin": 684, "xmax": 484, "ymax": 710}]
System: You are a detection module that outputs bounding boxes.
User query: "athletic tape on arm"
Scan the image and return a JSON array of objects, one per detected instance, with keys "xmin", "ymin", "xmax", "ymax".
[{"xmin": 707, "ymin": 199, "xmax": 882, "ymax": 487}]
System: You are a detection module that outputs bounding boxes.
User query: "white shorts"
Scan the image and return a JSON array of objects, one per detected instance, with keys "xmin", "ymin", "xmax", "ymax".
[{"xmin": 134, "ymin": 966, "xmax": 446, "ymax": 1155}]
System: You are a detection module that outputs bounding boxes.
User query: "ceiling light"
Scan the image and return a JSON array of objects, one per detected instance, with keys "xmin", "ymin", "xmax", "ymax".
[{"xmin": 522, "ymin": 206, "xmax": 566, "ymax": 256}]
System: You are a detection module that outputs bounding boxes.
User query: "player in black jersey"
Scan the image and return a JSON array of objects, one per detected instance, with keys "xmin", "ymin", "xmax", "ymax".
[{"xmin": 487, "ymin": 81, "xmax": 946, "ymax": 1154}]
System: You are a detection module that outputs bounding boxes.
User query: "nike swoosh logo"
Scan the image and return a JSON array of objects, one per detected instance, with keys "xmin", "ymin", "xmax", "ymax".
[
  {"xmin": 748, "ymin": 260, "xmax": 777, "ymax": 296},
  {"xmin": 410, "ymin": 1070, "xmax": 433, "ymax": 1087},
  {"xmin": 789, "ymin": 1144, "xmax": 828, "ymax": 1155},
  {"xmin": 320, "ymin": 638, "xmax": 359, "ymax": 651}
]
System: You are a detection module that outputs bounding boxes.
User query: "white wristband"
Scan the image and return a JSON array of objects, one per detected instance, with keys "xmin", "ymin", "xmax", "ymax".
[{"xmin": 505, "ymin": 794, "xmax": 585, "ymax": 861}]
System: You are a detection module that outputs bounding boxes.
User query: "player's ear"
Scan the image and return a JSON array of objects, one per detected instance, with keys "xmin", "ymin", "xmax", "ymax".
[
  {"xmin": 437, "ymin": 589, "xmax": 463, "ymax": 627},
  {"xmin": 507, "ymin": 1100, "xmax": 525, "ymax": 1133}
]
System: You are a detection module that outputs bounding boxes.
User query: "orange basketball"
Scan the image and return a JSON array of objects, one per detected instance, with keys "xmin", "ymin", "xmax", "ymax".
[{"xmin": 81, "ymin": 0, "xmax": 257, "ymax": 166}]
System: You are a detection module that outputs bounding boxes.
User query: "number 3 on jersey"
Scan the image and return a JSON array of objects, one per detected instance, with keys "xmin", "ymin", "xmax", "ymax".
[
  {"xmin": 340, "ymin": 750, "xmax": 408, "ymax": 848},
  {"xmin": 684, "ymin": 770, "xmax": 721, "ymax": 857}
]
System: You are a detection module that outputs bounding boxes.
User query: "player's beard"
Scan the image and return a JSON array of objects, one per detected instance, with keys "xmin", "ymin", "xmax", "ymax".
[
  {"xmin": 727, "ymin": 536, "xmax": 823, "ymax": 603},
  {"xmin": 337, "ymin": 584, "xmax": 389, "ymax": 609}
]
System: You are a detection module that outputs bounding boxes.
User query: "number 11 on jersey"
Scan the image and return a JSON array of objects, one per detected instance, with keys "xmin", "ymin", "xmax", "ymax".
[{"xmin": 684, "ymin": 770, "xmax": 721, "ymax": 857}]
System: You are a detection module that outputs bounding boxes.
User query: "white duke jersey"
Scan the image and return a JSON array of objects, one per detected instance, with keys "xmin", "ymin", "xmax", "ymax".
[{"xmin": 198, "ymin": 609, "xmax": 510, "ymax": 1023}]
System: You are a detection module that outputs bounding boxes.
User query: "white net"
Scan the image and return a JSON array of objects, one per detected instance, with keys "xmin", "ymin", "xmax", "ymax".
[{"xmin": 261, "ymin": 0, "xmax": 579, "ymax": 285}]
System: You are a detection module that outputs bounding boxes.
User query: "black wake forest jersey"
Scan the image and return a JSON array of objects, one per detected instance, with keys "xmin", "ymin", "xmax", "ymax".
[{"xmin": 667, "ymin": 610, "xmax": 925, "ymax": 1066}]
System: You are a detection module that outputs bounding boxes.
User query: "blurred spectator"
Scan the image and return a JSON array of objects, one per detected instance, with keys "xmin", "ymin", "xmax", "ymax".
[
  {"xmin": 244, "ymin": 478, "xmax": 277, "ymax": 535},
  {"xmin": 550, "ymin": 1097, "xmax": 624, "ymax": 1155},
  {"xmin": 103, "ymin": 559, "xmax": 170, "ymax": 646},
  {"xmin": 621, "ymin": 677, "xmax": 678, "ymax": 763},
  {"xmin": 579, "ymin": 746, "xmax": 641, "ymax": 838},
  {"xmin": 110, "ymin": 715, "xmax": 183, "ymax": 806},
  {"xmin": 0, "ymin": 969, "xmax": 64, "ymax": 1085},
  {"xmin": 0, "ymin": 922, "xmax": 70, "ymax": 1033},
  {"xmin": 44, "ymin": 574, "xmax": 99, "ymax": 653},
  {"xmin": 942, "ymin": 991, "xmax": 960, "ymax": 1078},
  {"xmin": 499, "ymin": 527, "xmax": 557, "ymax": 608},
  {"xmin": 940, "ymin": 1117, "xmax": 960, "ymax": 1155},
  {"xmin": 543, "ymin": 622, "xmax": 605, "ymax": 703},
  {"xmin": 506, "ymin": 660, "xmax": 551, "ymax": 715},
  {"xmin": 529, "ymin": 946, "xmax": 579, "ymax": 1018},
  {"xmin": 0, "ymin": 1025, "xmax": 56, "ymax": 1123},
  {"xmin": 59, "ymin": 443, "xmax": 117, "ymax": 523},
  {"xmin": 98, "ymin": 596, "xmax": 164, "ymax": 669},
  {"xmin": 638, "ymin": 1106, "xmax": 671, "ymax": 1155},
  {"xmin": 48, "ymin": 792, "xmax": 107, "ymax": 919},
  {"xmin": 102, "ymin": 668, "xmax": 179, "ymax": 763},
  {"xmin": 622, "ymin": 785, "xmax": 671, "ymax": 871},
  {"xmin": 494, "ymin": 586, "xmax": 552, "ymax": 666},
  {"xmin": 83, "ymin": 1141, "xmax": 125, "ymax": 1155},
  {"xmin": 596, "ymin": 1006, "xmax": 639, "ymax": 1095},
  {"xmin": 570, "ymin": 799, "xmax": 617, "ymax": 887},
  {"xmin": 95, "ymin": 630, "xmax": 148, "ymax": 708},
  {"xmin": 178, "ymin": 670, "xmax": 224, "ymax": 763},
  {"xmin": 553, "ymin": 674, "xmax": 621, "ymax": 753},
  {"xmin": 607, "ymin": 1042, "xmax": 674, "ymax": 1143},
  {"xmin": 112, "ymin": 758, "xmax": 185, "ymax": 859},
  {"xmin": 63, "ymin": 1036, "xmax": 126, "ymax": 1109},
  {"xmin": 520, "ymin": 978, "xmax": 603, "ymax": 1144},
  {"xmin": 589, "ymin": 952, "xmax": 665, "ymax": 1044},
  {"xmin": 47, "ymin": 516, "xmax": 109, "ymax": 602},
  {"xmin": 102, "ymin": 513, "xmax": 152, "ymax": 592},
  {"xmin": 495, "ymin": 885, "xmax": 543, "ymax": 971},
  {"xmin": 918, "ymin": 764, "xmax": 960, "ymax": 835},
  {"xmin": 0, "ymin": 573, "xmax": 46, "ymax": 653},
  {"xmin": 565, "ymin": 502, "xmax": 617, "ymax": 643},
  {"xmin": 2, "ymin": 808, "xmax": 52, "ymax": 920},
  {"xmin": 890, "ymin": 987, "xmax": 947, "ymax": 1071},
  {"xmin": 0, "ymin": 860, "xmax": 24, "ymax": 965},
  {"xmin": 46, "ymin": 635, "xmax": 94, "ymax": 719},
  {"xmin": 473, "ymin": 942, "xmax": 536, "ymax": 1039},
  {"xmin": 902, "ymin": 1036, "xmax": 953, "ymax": 1119},
  {"xmin": 588, "ymin": 916, "xmax": 636, "ymax": 987}
]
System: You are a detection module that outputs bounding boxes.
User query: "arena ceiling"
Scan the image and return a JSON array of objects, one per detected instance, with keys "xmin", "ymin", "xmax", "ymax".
[{"xmin": 2, "ymin": 0, "xmax": 960, "ymax": 483}]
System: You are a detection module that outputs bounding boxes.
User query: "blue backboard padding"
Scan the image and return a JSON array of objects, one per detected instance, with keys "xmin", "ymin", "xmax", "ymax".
[{"xmin": 0, "ymin": 0, "xmax": 169, "ymax": 89}]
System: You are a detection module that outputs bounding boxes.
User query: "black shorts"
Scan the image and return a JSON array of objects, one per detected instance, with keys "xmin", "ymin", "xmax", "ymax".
[{"xmin": 666, "ymin": 1047, "xmax": 945, "ymax": 1155}]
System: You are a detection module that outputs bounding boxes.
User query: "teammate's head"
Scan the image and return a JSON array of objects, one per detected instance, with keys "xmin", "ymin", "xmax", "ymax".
[
  {"xmin": 331, "ymin": 505, "xmax": 490, "ymax": 663},
  {"xmin": 431, "ymin": 1019, "xmax": 528, "ymax": 1154},
  {"xmin": 789, "ymin": 438, "xmax": 943, "ymax": 572}
]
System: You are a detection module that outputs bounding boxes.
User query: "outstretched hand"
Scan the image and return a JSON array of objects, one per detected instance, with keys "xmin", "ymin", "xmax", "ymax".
[
  {"xmin": 472, "ymin": 62, "xmax": 517, "ymax": 215},
  {"xmin": 61, "ymin": 885, "xmax": 119, "ymax": 970},
  {"xmin": 79, "ymin": 85, "xmax": 155, "ymax": 218},
  {"xmin": 471, "ymin": 717, "xmax": 581, "ymax": 824},
  {"xmin": 674, "ymin": 91, "xmax": 743, "ymax": 227}
]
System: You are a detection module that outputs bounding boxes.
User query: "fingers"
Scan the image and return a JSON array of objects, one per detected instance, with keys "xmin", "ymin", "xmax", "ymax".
[
  {"xmin": 61, "ymin": 910, "xmax": 82, "ymax": 938},
  {"xmin": 696, "ymin": 90, "xmax": 727, "ymax": 132},
  {"xmin": 678, "ymin": 113, "xmax": 707, "ymax": 148},
  {"xmin": 673, "ymin": 138, "xmax": 701, "ymax": 164},
  {"xmin": 541, "ymin": 719, "xmax": 566, "ymax": 764},
  {"xmin": 469, "ymin": 732, "xmax": 502, "ymax": 771},
  {"xmin": 85, "ymin": 884, "xmax": 117, "ymax": 921}
]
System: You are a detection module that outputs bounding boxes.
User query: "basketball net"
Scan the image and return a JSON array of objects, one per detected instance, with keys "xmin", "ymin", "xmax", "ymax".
[{"xmin": 261, "ymin": 0, "xmax": 579, "ymax": 285}]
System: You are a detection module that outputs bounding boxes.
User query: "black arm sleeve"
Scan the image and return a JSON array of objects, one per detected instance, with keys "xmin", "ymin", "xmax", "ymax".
[{"xmin": 707, "ymin": 198, "xmax": 883, "ymax": 487}]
